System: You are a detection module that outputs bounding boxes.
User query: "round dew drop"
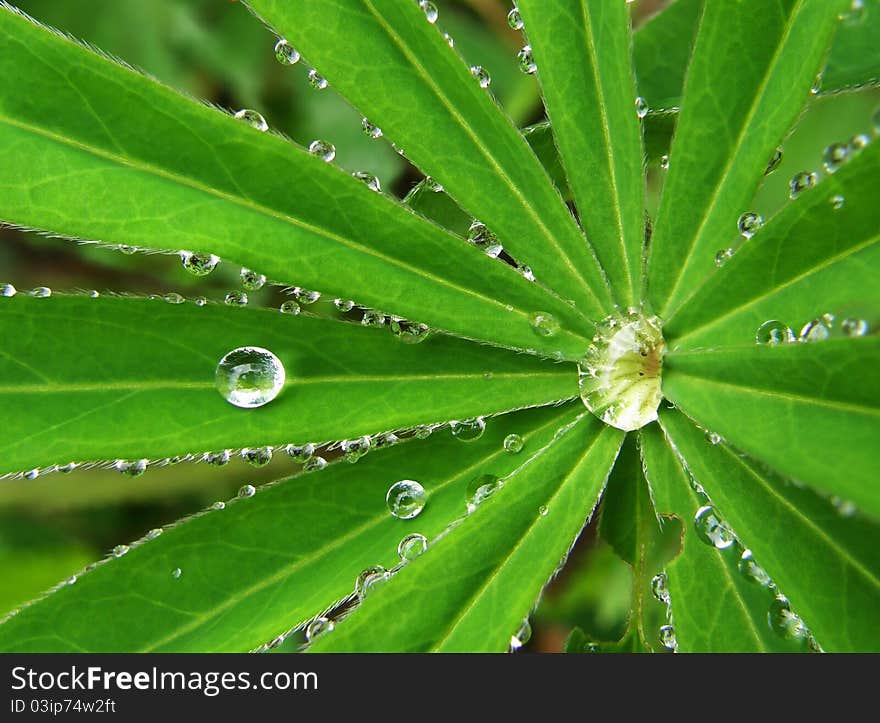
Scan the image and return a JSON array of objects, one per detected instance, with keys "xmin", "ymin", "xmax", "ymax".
[
  {"xmin": 789, "ymin": 171, "xmax": 817, "ymax": 199},
  {"xmin": 293, "ymin": 287, "xmax": 321, "ymax": 305},
  {"xmin": 306, "ymin": 616, "xmax": 334, "ymax": 642},
  {"xmin": 738, "ymin": 549, "xmax": 772, "ymax": 587},
  {"xmin": 466, "ymin": 474, "xmax": 501, "ymax": 513},
  {"xmin": 308, "ymin": 69, "xmax": 328, "ymax": 90},
  {"xmin": 242, "ymin": 446, "xmax": 273, "ymax": 467},
  {"xmin": 280, "ymin": 300, "xmax": 301, "ymax": 315},
  {"xmin": 274, "ymin": 38, "xmax": 300, "ymax": 66},
  {"xmin": 362, "ymin": 309, "xmax": 386, "ymax": 327},
  {"xmin": 470, "ymin": 65, "xmax": 491, "ymax": 88},
  {"xmin": 517, "ymin": 45, "xmax": 537, "ymax": 75},
  {"xmin": 334, "ymin": 298, "xmax": 355, "ymax": 313},
  {"xmin": 238, "ymin": 484, "xmax": 256, "ymax": 498},
  {"xmin": 694, "ymin": 505, "xmax": 736, "ymax": 550},
  {"xmin": 635, "ymin": 96, "xmax": 649, "ymax": 119},
  {"xmin": 658, "ymin": 624, "xmax": 677, "ymax": 651},
  {"xmin": 179, "ymin": 251, "xmax": 219, "ymax": 277},
  {"xmin": 503, "ymin": 433, "xmax": 524, "ymax": 454},
  {"xmin": 171, "ymin": 567, "xmax": 183, "ymax": 579},
  {"xmin": 204, "ymin": 450, "xmax": 231, "ymax": 466},
  {"xmin": 714, "ymin": 248, "xmax": 734, "ymax": 267},
  {"xmin": 352, "ymin": 171, "xmax": 381, "ymax": 192},
  {"xmin": 1, "ymin": 283, "xmax": 16, "ymax": 297},
  {"xmin": 418, "ymin": 0, "xmax": 438, "ymax": 23},
  {"xmin": 233, "ymin": 109, "xmax": 268, "ymax": 132},
  {"xmin": 831, "ymin": 194, "xmax": 846, "ymax": 210},
  {"xmin": 529, "ymin": 312, "xmax": 560, "ymax": 338},
  {"xmin": 450, "ymin": 417, "xmax": 486, "ymax": 442},
  {"xmin": 303, "ymin": 456, "xmax": 327, "ymax": 472},
  {"xmin": 768, "ymin": 596, "xmax": 809, "ymax": 642},
  {"xmin": 240, "ymin": 268, "xmax": 266, "ymax": 291},
  {"xmin": 823, "ymin": 142, "xmax": 849, "ymax": 174},
  {"xmin": 398, "ymin": 532, "xmax": 428, "ymax": 562},
  {"xmin": 215, "ymin": 346, "xmax": 285, "ymax": 409},
  {"xmin": 342, "ymin": 436, "xmax": 371, "ymax": 463},
  {"xmin": 362, "ymin": 117, "xmax": 383, "ymax": 139},
  {"xmin": 356, "ymin": 565, "xmax": 390, "ymax": 598},
  {"xmin": 386, "ymin": 480, "xmax": 427, "ymax": 519},
  {"xmin": 651, "ymin": 573, "xmax": 670, "ymax": 603},
  {"xmin": 841, "ymin": 318, "xmax": 869, "ymax": 337},
  {"xmin": 309, "ymin": 139, "xmax": 336, "ymax": 163},
  {"xmin": 224, "ymin": 290, "xmax": 248, "ymax": 306},
  {"xmin": 737, "ymin": 211, "xmax": 763, "ymax": 239},
  {"xmin": 29, "ymin": 287, "xmax": 51, "ymax": 298},
  {"xmin": 112, "ymin": 544, "xmax": 130, "ymax": 559},
  {"xmin": 755, "ymin": 319, "xmax": 795, "ymax": 345},
  {"xmin": 390, "ymin": 318, "xmax": 430, "ymax": 344},
  {"xmin": 705, "ymin": 430, "xmax": 722, "ymax": 445},
  {"xmin": 508, "ymin": 7, "xmax": 524, "ymax": 30},
  {"xmin": 285, "ymin": 443, "xmax": 315, "ymax": 462},
  {"xmin": 116, "ymin": 459, "xmax": 148, "ymax": 478},
  {"xmin": 799, "ymin": 317, "xmax": 831, "ymax": 342}
]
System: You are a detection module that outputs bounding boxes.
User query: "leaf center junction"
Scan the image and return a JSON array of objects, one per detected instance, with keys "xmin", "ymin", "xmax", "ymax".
[{"xmin": 577, "ymin": 309, "xmax": 665, "ymax": 432}]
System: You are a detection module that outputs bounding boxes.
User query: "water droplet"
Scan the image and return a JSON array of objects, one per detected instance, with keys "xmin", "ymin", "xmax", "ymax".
[
  {"xmin": 577, "ymin": 311, "xmax": 665, "ymax": 431},
  {"xmin": 450, "ymin": 417, "xmax": 486, "ymax": 442},
  {"xmin": 233, "ymin": 109, "xmax": 268, "ymax": 132},
  {"xmin": 308, "ymin": 69, "xmax": 328, "ymax": 90},
  {"xmin": 58, "ymin": 463, "xmax": 77, "ymax": 474},
  {"xmin": 242, "ymin": 446, "xmax": 273, "ymax": 467},
  {"xmin": 424, "ymin": 176, "xmax": 444, "ymax": 192},
  {"xmin": 224, "ymin": 290, "xmax": 248, "ymax": 306},
  {"xmin": 352, "ymin": 171, "xmax": 381, "ymax": 192},
  {"xmin": 341, "ymin": 436, "xmax": 371, "ymax": 463},
  {"xmin": 768, "ymin": 596, "xmax": 809, "ymax": 641},
  {"xmin": 398, "ymin": 532, "xmax": 428, "ymax": 562},
  {"xmin": 830, "ymin": 194, "xmax": 846, "ymax": 210},
  {"xmin": 356, "ymin": 565, "xmax": 390, "ymax": 598},
  {"xmin": 831, "ymin": 496, "xmax": 857, "ymax": 517},
  {"xmin": 286, "ymin": 443, "xmax": 315, "ymax": 462},
  {"xmin": 361, "ymin": 309, "xmax": 387, "ymax": 327},
  {"xmin": 215, "ymin": 346, "xmax": 285, "ymax": 409},
  {"xmin": 362, "ymin": 117, "xmax": 383, "ymax": 139},
  {"xmin": 414, "ymin": 425, "xmax": 433, "ymax": 440},
  {"xmin": 306, "ymin": 616, "xmax": 334, "ymax": 641},
  {"xmin": 212, "ymin": 501, "xmax": 226, "ymax": 511},
  {"xmin": 694, "ymin": 505, "xmax": 736, "ymax": 550},
  {"xmin": 635, "ymin": 97, "xmax": 649, "ymax": 119},
  {"xmin": 292, "ymin": 287, "xmax": 321, "ymax": 305},
  {"xmin": 840, "ymin": 0, "xmax": 866, "ymax": 25},
  {"xmin": 274, "ymin": 38, "xmax": 300, "ymax": 65},
  {"xmin": 386, "ymin": 480, "xmax": 427, "ymax": 519},
  {"xmin": 510, "ymin": 619, "xmax": 532, "ymax": 651},
  {"xmin": 799, "ymin": 317, "xmax": 831, "ymax": 342},
  {"xmin": 841, "ymin": 317, "xmax": 869, "ymax": 337},
  {"xmin": 146, "ymin": 528, "xmax": 163, "ymax": 540},
  {"xmin": 660, "ymin": 154, "xmax": 670, "ymax": 170},
  {"xmin": 517, "ymin": 45, "xmax": 537, "ymax": 75},
  {"xmin": 470, "ymin": 65, "xmax": 491, "ymax": 89},
  {"xmin": 163, "ymin": 292, "xmax": 184, "ymax": 305},
  {"xmin": 169, "ymin": 567, "xmax": 182, "ymax": 580},
  {"xmin": 303, "ymin": 456, "xmax": 327, "ymax": 472},
  {"xmin": 850, "ymin": 133, "xmax": 870, "ymax": 152},
  {"xmin": 308, "ymin": 139, "xmax": 336, "ymax": 163},
  {"xmin": 737, "ymin": 211, "xmax": 763, "ymax": 239},
  {"xmin": 538, "ymin": 505, "xmax": 548, "ymax": 517},
  {"xmin": 823, "ymin": 142, "xmax": 849, "ymax": 174},
  {"xmin": 705, "ymin": 431, "xmax": 722, "ymax": 445},
  {"xmin": 29, "ymin": 287, "xmax": 51, "ymax": 298},
  {"xmin": 507, "ymin": 7, "xmax": 524, "ymax": 30},
  {"xmin": 418, "ymin": 0, "xmax": 438, "ymax": 23},
  {"xmin": 24, "ymin": 468, "xmax": 39, "ymax": 480},
  {"xmin": 66, "ymin": 575, "xmax": 77, "ymax": 586},
  {"xmin": 651, "ymin": 573, "xmax": 670, "ymax": 603},
  {"xmin": 390, "ymin": 317, "xmax": 430, "ymax": 344},
  {"xmin": 333, "ymin": 298, "xmax": 355, "ymax": 312},
  {"xmin": 714, "ymin": 248, "xmax": 734, "ymax": 267},
  {"xmin": 517, "ymin": 264, "xmax": 535, "ymax": 282},
  {"xmin": 194, "ymin": 296, "xmax": 207, "ymax": 307},
  {"xmin": 765, "ymin": 147, "xmax": 783, "ymax": 175},
  {"xmin": 467, "ymin": 221, "xmax": 502, "ymax": 258},
  {"xmin": 115, "ymin": 459, "xmax": 148, "ymax": 478},
  {"xmin": 373, "ymin": 431, "xmax": 399, "ymax": 448},
  {"xmin": 529, "ymin": 311, "xmax": 560, "ymax": 338},
  {"xmin": 119, "ymin": 244, "xmax": 138, "ymax": 255},
  {"xmin": 503, "ymin": 433, "xmax": 524, "ymax": 454},
  {"xmin": 789, "ymin": 171, "xmax": 817, "ymax": 199},
  {"xmin": 239, "ymin": 268, "xmax": 266, "ymax": 291},
  {"xmin": 659, "ymin": 624, "xmax": 677, "ymax": 651},
  {"xmin": 179, "ymin": 251, "xmax": 219, "ymax": 276},
  {"xmin": 1, "ymin": 283, "xmax": 16, "ymax": 297},
  {"xmin": 755, "ymin": 319, "xmax": 795, "ymax": 345},
  {"xmin": 280, "ymin": 300, "xmax": 301, "ymax": 315},
  {"xmin": 204, "ymin": 450, "xmax": 231, "ymax": 466},
  {"xmin": 738, "ymin": 549, "xmax": 772, "ymax": 587},
  {"xmin": 238, "ymin": 484, "xmax": 256, "ymax": 498},
  {"xmin": 444, "ymin": 32, "xmax": 454, "ymax": 48},
  {"xmin": 112, "ymin": 544, "xmax": 130, "ymax": 558},
  {"xmin": 466, "ymin": 474, "xmax": 501, "ymax": 513}
]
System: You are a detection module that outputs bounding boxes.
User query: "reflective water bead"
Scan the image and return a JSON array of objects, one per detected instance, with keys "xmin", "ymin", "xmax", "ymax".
[
  {"xmin": 238, "ymin": 484, "xmax": 256, "ymax": 498},
  {"xmin": 352, "ymin": 171, "xmax": 381, "ymax": 192},
  {"xmin": 1, "ymin": 283, "xmax": 15, "ymax": 297},
  {"xmin": 841, "ymin": 318, "xmax": 869, "ymax": 337},
  {"xmin": 510, "ymin": 619, "xmax": 532, "ymax": 651},
  {"xmin": 831, "ymin": 194, "xmax": 846, "ymax": 210},
  {"xmin": 659, "ymin": 624, "xmax": 677, "ymax": 651},
  {"xmin": 635, "ymin": 96, "xmax": 649, "ymax": 119},
  {"xmin": 274, "ymin": 38, "xmax": 300, "ymax": 65},
  {"xmin": 517, "ymin": 264, "xmax": 535, "ymax": 282},
  {"xmin": 24, "ymin": 468, "xmax": 39, "ymax": 480},
  {"xmin": 503, "ymin": 433, "xmax": 524, "ymax": 454},
  {"xmin": 424, "ymin": 176, "xmax": 443, "ymax": 192},
  {"xmin": 115, "ymin": 459, "xmax": 148, "ymax": 478},
  {"xmin": 538, "ymin": 505, "xmax": 548, "ymax": 517},
  {"xmin": 390, "ymin": 318, "xmax": 430, "ymax": 344},
  {"xmin": 823, "ymin": 142, "xmax": 849, "ymax": 173},
  {"xmin": 705, "ymin": 431, "xmax": 722, "ymax": 445},
  {"xmin": 529, "ymin": 311, "xmax": 560, "ymax": 338},
  {"xmin": 29, "ymin": 287, "xmax": 51, "ymax": 298},
  {"xmin": 172, "ymin": 567, "xmax": 183, "ymax": 579},
  {"xmin": 204, "ymin": 450, "xmax": 231, "ymax": 466},
  {"xmin": 714, "ymin": 248, "xmax": 734, "ymax": 267},
  {"xmin": 507, "ymin": 7, "xmax": 524, "ymax": 30},
  {"xmin": 194, "ymin": 296, "xmax": 207, "ymax": 307},
  {"xmin": 118, "ymin": 245, "xmax": 137, "ymax": 255},
  {"xmin": 755, "ymin": 319, "xmax": 795, "ymax": 345},
  {"xmin": 240, "ymin": 268, "xmax": 266, "ymax": 291},
  {"xmin": 179, "ymin": 251, "xmax": 220, "ymax": 276},
  {"xmin": 67, "ymin": 575, "xmax": 77, "ymax": 586},
  {"xmin": 362, "ymin": 117, "xmax": 383, "ymax": 139},
  {"xmin": 362, "ymin": 309, "xmax": 386, "ymax": 327},
  {"xmin": 660, "ymin": 154, "xmax": 670, "ymax": 170},
  {"xmin": 333, "ymin": 298, "xmax": 355, "ymax": 313},
  {"xmin": 651, "ymin": 573, "xmax": 670, "ymax": 603},
  {"xmin": 466, "ymin": 474, "xmax": 501, "ymax": 513},
  {"xmin": 799, "ymin": 317, "xmax": 831, "ymax": 342},
  {"xmin": 737, "ymin": 211, "xmax": 763, "ymax": 239},
  {"xmin": 738, "ymin": 549, "xmax": 772, "ymax": 587},
  {"xmin": 414, "ymin": 425, "xmax": 433, "ymax": 440},
  {"xmin": 398, "ymin": 532, "xmax": 428, "ymax": 562},
  {"xmin": 450, "ymin": 417, "xmax": 486, "ymax": 442},
  {"xmin": 850, "ymin": 133, "xmax": 870, "ymax": 151},
  {"xmin": 163, "ymin": 292, "xmax": 184, "ymax": 305},
  {"xmin": 418, "ymin": 0, "xmax": 438, "ymax": 23},
  {"xmin": 789, "ymin": 171, "xmax": 817, "ymax": 199},
  {"xmin": 308, "ymin": 139, "xmax": 336, "ymax": 163},
  {"xmin": 342, "ymin": 436, "xmax": 371, "ymax": 463},
  {"xmin": 308, "ymin": 69, "xmax": 328, "ymax": 90},
  {"xmin": 280, "ymin": 300, "xmax": 301, "ymax": 315},
  {"xmin": 233, "ymin": 109, "xmax": 268, "ymax": 132},
  {"xmin": 224, "ymin": 290, "xmax": 248, "ymax": 306},
  {"xmin": 58, "ymin": 462, "xmax": 77, "ymax": 474},
  {"xmin": 146, "ymin": 528, "xmax": 163, "ymax": 540},
  {"xmin": 242, "ymin": 446, "xmax": 273, "ymax": 467},
  {"xmin": 356, "ymin": 565, "xmax": 390, "ymax": 597},
  {"xmin": 765, "ymin": 147, "xmax": 783, "ymax": 175},
  {"xmin": 112, "ymin": 544, "xmax": 130, "ymax": 558},
  {"xmin": 694, "ymin": 505, "xmax": 736, "ymax": 550},
  {"xmin": 470, "ymin": 65, "xmax": 491, "ymax": 88},
  {"xmin": 444, "ymin": 32, "xmax": 454, "ymax": 48},
  {"xmin": 285, "ymin": 443, "xmax": 315, "ymax": 462},
  {"xmin": 215, "ymin": 346, "xmax": 285, "ymax": 409},
  {"xmin": 386, "ymin": 480, "xmax": 427, "ymax": 519},
  {"xmin": 768, "ymin": 596, "xmax": 809, "ymax": 641},
  {"xmin": 212, "ymin": 501, "xmax": 226, "ymax": 511},
  {"xmin": 517, "ymin": 45, "xmax": 537, "ymax": 75},
  {"xmin": 303, "ymin": 456, "xmax": 327, "ymax": 472},
  {"xmin": 305, "ymin": 616, "xmax": 335, "ymax": 642},
  {"xmin": 467, "ymin": 221, "xmax": 502, "ymax": 258}
]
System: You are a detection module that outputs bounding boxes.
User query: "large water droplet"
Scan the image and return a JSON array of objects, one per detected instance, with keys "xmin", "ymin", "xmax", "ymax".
[
  {"xmin": 755, "ymin": 319, "xmax": 795, "ymax": 345},
  {"xmin": 694, "ymin": 505, "xmax": 735, "ymax": 550},
  {"xmin": 234, "ymin": 109, "xmax": 268, "ymax": 132},
  {"xmin": 308, "ymin": 69, "xmax": 328, "ymax": 90},
  {"xmin": 352, "ymin": 171, "xmax": 381, "ymax": 192},
  {"xmin": 738, "ymin": 549, "xmax": 772, "ymax": 587},
  {"xmin": 390, "ymin": 317, "xmax": 430, "ymax": 344},
  {"xmin": 737, "ymin": 211, "xmax": 763, "ymax": 239},
  {"xmin": 767, "ymin": 595, "xmax": 809, "ymax": 641},
  {"xmin": 362, "ymin": 309, "xmax": 386, "ymax": 327},
  {"xmin": 224, "ymin": 290, "xmax": 248, "ymax": 306},
  {"xmin": 215, "ymin": 346, "xmax": 285, "ymax": 409},
  {"xmin": 280, "ymin": 300, "xmax": 301, "ymax": 315},
  {"xmin": 1, "ymin": 283, "xmax": 16, "ymax": 297},
  {"xmin": 658, "ymin": 624, "xmax": 677, "ymax": 651},
  {"xmin": 651, "ymin": 573, "xmax": 670, "ymax": 603},
  {"xmin": 470, "ymin": 65, "xmax": 491, "ymax": 88},
  {"xmin": 517, "ymin": 45, "xmax": 537, "ymax": 75},
  {"xmin": 386, "ymin": 480, "xmax": 427, "ymax": 519},
  {"xmin": 242, "ymin": 447, "xmax": 273, "ymax": 467},
  {"xmin": 238, "ymin": 483, "xmax": 256, "ymax": 498},
  {"xmin": 398, "ymin": 532, "xmax": 428, "ymax": 562},
  {"xmin": 466, "ymin": 474, "xmax": 501, "ymax": 513},
  {"xmin": 240, "ymin": 268, "xmax": 266, "ymax": 291},
  {"xmin": 356, "ymin": 565, "xmax": 390, "ymax": 597},
  {"xmin": 822, "ymin": 142, "xmax": 849, "ymax": 174},
  {"xmin": 306, "ymin": 616, "xmax": 334, "ymax": 642},
  {"xmin": 112, "ymin": 544, "xmax": 130, "ymax": 558},
  {"xmin": 285, "ymin": 443, "xmax": 315, "ymax": 462},
  {"xmin": 467, "ymin": 221, "xmax": 503, "ymax": 258},
  {"xmin": 507, "ymin": 7, "xmax": 524, "ymax": 30},
  {"xmin": 303, "ymin": 456, "xmax": 327, "ymax": 472},
  {"xmin": 342, "ymin": 436, "xmax": 371, "ymax": 463},
  {"xmin": 529, "ymin": 312, "xmax": 560, "ymax": 338},
  {"xmin": 204, "ymin": 450, "xmax": 231, "ymax": 466},
  {"xmin": 309, "ymin": 139, "xmax": 336, "ymax": 163},
  {"xmin": 503, "ymin": 433, "xmax": 524, "ymax": 454},
  {"xmin": 450, "ymin": 417, "xmax": 486, "ymax": 442},
  {"xmin": 510, "ymin": 618, "xmax": 532, "ymax": 651},
  {"xmin": 418, "ymin": 0, "xmax": 438, "ymax": 23},
  {"xmin": 362, "ymin": 117, "xmax": 383, "ymax": 139},
  {"xmin": 333, "ymin": 298, "xmax": 355, "ymax": 313},
  {"xmin": 29, "ymin": 287, "xmax": 51, "ymax": 298},
  {"xmin": 841, "ymin": 318, "xmax": 869, "ymax": 337},
  {"xmin": 115, "ymin": 459, "xmax": 148, "ymax": 477},
  {"xmin": 292, "ymin": 287, "xmax": 321, "ymax": 305},
  {"xmin": 180, "ymin": 251, "xmax": 219, "ymax": 276},
  {"xmin": 274, "ymin": 38, "xmax": 300, "ymax": 65},
  {"xmin": 799, "ymin": 317, "xmax": 832, "ymax": 342},
  {"xmin": 635, "ymin": 97, "xmax": 649, "ymax": 119},
  {"xmin": 789, "ymin": 171, "xmax": 817, "ymax": 199}
]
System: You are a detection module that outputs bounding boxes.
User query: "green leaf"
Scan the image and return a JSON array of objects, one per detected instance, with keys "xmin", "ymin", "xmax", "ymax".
[
  {"xmin": 0, "ymin": 5, "xmax": 590, "ymax": 357},
  {"xmin": 247, "ymin": 0, "xmax": 614, "ymax": 320},
  {"xmin": 0, "ymin": 404, "xmax": 578, "ymax": 652},
  {"xmin": 0, "ymin": 296, "xmax": 577, "ymax": 475},
  {"xmin": 647, "ymin": 0, "xmax": 847, "ymax": 317},
  {"xmin": 658, "ymin": 409, "xmax": 880, "ymax": 652},
  {"xmin": 667, "ymin": 138, "xmax": 880, "ymax": 348},
  {"xmin": 821, "ymin": 0, "xmax": 880, "ymax": 92},
  {"xmin": 640, "ymin": 425, "xmax": 797, "ymax": 652},
  {"xmin": 663, "ymin": 338, "xmax": 880, "ymax": 518},
  {"xmin": 518, "ymin": 0, "xmax": 645, "ymax": 307},
  {"xmin": 311, "ymin": 413, "xmax": 624, "ymax": 652}
]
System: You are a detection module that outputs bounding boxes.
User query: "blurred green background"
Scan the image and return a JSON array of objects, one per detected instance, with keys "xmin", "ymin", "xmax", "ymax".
[{"xmin": 1, "ymin": 0, "xmax": 877, "ymax": 651}]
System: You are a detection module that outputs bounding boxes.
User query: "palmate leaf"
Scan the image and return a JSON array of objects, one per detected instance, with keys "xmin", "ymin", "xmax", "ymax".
[
  {"xmin": 0, "ymin": 297, "xmax": 576, "ymax": 476},
  {"xmin": 0, "ymin": 4, "xmax": 591, "ymax": 358},
  {"xmin": 647, "ymin": 0, "xmax": 848, "ymax": 317},
  {"xmin": 658, "ymin": 410, "xmax": 880, "ymax": 652},
  {"xmin": 0, "ymin": 405, "xmax": 579, "ymax": 652},
  {"xmin": 312, "ymin": 411, "xmax": 623, "ymax": 652},
  {"xmin": 246, "ymin": 0, "xmax": 614, "ymax": 320}
]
